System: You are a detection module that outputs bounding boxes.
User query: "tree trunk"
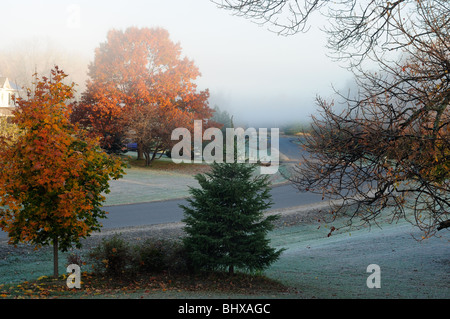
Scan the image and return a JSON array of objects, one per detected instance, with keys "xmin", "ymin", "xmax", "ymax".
[
  {"xmin": 229, "ymin": 265, "xmax": 234, "ymax": 275},
  {"xmin": 149, "ymin": 148, "xmax": 159, "ymax": 165},
  {"xmin": 137, "ymin": 143, "xmax": 144, "ymax": 160},
  {"xmin": 437, "ymin": 219, "xmax": 450, "ymax": 231},
  {"xmin": 143, "ymin": 152, "xmax": 151, "ymax": 166},
  {"xmin": 53, "ymin": 238, "xmax": 59, "ymax": 278},
  {"xmin": 143, "ymin": 148, "xmax": 160, "ymax": 166}
]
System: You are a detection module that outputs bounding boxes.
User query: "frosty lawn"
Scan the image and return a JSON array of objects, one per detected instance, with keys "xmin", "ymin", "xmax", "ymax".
[
  {"xmin": 103, "ymin": 159, "xmax": 290, "ymax": 206},
  {"xmin": 103, "ymin": 167, "xmax": 200, "ymax": 206},
  {"xmin": 0, "ymin": 157, "xmax": 447, "ymax": 298},
  {"xmin": 266, "ymin": 220, "xmax": 450, "ymax": 298},
  {"xmin": 1, "ymin": 215, "xmax": 448, "ymax": 298}
]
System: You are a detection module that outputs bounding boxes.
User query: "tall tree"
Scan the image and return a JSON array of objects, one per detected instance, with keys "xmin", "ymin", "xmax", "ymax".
[
  {"xmin": 211, "ymin": 105, "xmax": 233, "ymax": 129},
  {"xmin": 181, "ymin": 162, "xmax": 284, "ymax": 274},
  {"xmin": 72, "ymin": 27, "xmax": 213, "ymax": 158},
  {"xmin": 0, "ymin": 68, "xmax": 125, "ymax": 278},
  {"xmin": 125, "ymin": 90, "xmax": 212, "ymax": 166},
  {"xmin": 215, "ymin": 0, "xmax": 450, "ymax": 237}
]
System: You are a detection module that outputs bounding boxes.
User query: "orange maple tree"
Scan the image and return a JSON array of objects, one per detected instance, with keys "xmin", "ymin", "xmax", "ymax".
[
  {"xmin": 0, "ymin": 67, "xmax": 125, "ymax": 278},
  {"xmin": 72, "ymin": 27, "xmax": 214, "ymax": 160}
]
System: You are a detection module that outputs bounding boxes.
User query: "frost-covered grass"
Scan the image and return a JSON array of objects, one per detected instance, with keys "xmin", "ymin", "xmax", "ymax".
[
  {"xmin": 1, "ymin": 215, "xmax": 448, "ymax": 298},
  {"xmin": 1, "ymin": 153, "xmax": 447, "ymax": 298},
  {"xmin": 103, "ymin": 153, "xmax": 290, "ymax": 206},
  {"xmin": 266, "ymin": 219, "xmax": 450, "ymax": 298},
  {"xmin": 104, "ymin": 167, "xmax": 200, "ymax": 206}
]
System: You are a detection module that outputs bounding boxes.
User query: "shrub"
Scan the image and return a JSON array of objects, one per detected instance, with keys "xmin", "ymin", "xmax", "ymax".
[
  {"xmin": 66, "ymin": 251, "xmax": 84, "ymax": 267},
  {"xmin": 88, "ymin": 234, "xmax": 136, "ymax": 277},
  {"xmin": 160, "ymin": 240, "xmax": 190, "ymax": 274},
  {"xmin": 136, "ymin": 239, "xmax": 166, "ymax": 273},
  {"xmin": 88, "ymin": 235, "xmax": 190, "ymax": 277},
  {"xmin": 137, "ymin": 239, "xmax": 189, "ymax": 274}
]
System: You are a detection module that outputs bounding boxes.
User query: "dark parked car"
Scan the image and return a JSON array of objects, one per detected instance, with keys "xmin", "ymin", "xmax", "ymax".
[{"xmin": 126, "ymin": 142, "xmax": 138, "ymax": 151}]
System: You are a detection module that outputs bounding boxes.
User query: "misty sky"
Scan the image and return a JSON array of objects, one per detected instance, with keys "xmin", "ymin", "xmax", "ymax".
[{"xmin": 0, "ymin": 0, "xmax": 353, "ymax": 127}]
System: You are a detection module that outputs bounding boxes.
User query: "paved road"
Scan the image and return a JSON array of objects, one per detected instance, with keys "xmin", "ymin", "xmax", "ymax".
[
  {"xmin": 0, "ymin": 135, "xmax": 318, "ymax": 238},
  {"xmin": 100, "ymin": 183, "xmax": 322, "ymax": 229},
  {"xmin": 278, "ymin": 135, "xmax": 308, "ymax": 162},
  {"xmin": 99, "ymin": 135, "xmax": 316, "ymax": 230},
  {"xmin": 0, "ymin": 183, "xmax": 322, "ymax": 239}
]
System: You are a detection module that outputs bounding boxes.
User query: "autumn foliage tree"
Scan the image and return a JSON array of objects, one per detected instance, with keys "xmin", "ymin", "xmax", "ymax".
[
  {"xmin": 217, "ymin": 0, "xmax": 450, "ymax": 237},
  {"xmin": 0, "ymin": 117, "xmax": 20, "ymax": 145},
  {"xmin": 290, "ymin": 2, "xmax": 450, "ymax": 238},
  {"xmin": 0, "ymin": 68, "xmax": 125, "ymax": 278},
  {"xmin": 125, "ymin": 90, "xmax": 211, "ymax": 166},
  {"xmin": 72, "ymin": 27, "xmax": 213, "ymax": 161}
]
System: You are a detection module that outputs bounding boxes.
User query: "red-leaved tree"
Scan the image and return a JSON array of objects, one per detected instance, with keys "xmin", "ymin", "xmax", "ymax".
[{"xmin": 72, "ymin": 27, "xmax": 213, "ymax": 161}]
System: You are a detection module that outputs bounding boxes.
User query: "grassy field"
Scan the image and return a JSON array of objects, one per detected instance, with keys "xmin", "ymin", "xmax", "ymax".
[
  {"xmin": 1, "ymin": 213, "xmax": 448, "ymax": 299},
  {"xmin": 0, "ymin": 154, "xmax": 448, "ymax": 299},
  {"xmin": 267, "ymin": 220, "xmax": 449, "ymax": 299},
  {"xmin": 104, "ymin": 153, "xmax": 290, "ymax": 206}
]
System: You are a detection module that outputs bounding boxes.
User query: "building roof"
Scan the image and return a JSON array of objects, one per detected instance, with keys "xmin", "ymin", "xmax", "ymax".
[
  {"xmin": 0, "ymin": 77, "xmax": 20, "ymax": 91},
  {"xmin": 0, "ymin": 77, "xmax": 9, "ymax": 88}
]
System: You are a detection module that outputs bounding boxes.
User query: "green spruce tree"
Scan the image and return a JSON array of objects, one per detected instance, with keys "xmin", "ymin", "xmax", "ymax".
[{"xmin": 181, "ymin": 161, "xmax": 284, "ymax": 274}]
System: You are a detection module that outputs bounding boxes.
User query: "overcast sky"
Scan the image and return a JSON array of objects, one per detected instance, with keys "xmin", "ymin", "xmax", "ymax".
[{"xmin": 0, "ymin": 0, "xmax": 353, "ymax": 127}]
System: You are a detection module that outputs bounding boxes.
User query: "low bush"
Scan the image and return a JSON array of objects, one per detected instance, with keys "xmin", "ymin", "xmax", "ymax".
[
  {"xmin": 87, "ymin": 235, "xmax": 189, "ymax": 278},
  {"xmin": 159, "ymin": 240, "xmax": 190, "ymax": 274},
  {"xmin": 88, "ymin": 234, "xmax": 136, "ymax": 277},
  {"xmin": 137, "ymin": 239, "xmax": 166, "ymax": 273},
  {"xmin": 66, "ymin": 251, "xmax": 85, "ymax": 267},
  {"xmin": 137, "ymin": 239, "xmax": 188, "ymax": 274}
]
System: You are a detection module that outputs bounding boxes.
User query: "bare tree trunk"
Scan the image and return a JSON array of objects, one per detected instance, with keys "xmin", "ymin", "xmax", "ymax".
[
  {"xmin": 143, "ymin": 152, "xmax": 150, "ymax": 166},
  {"xmin": 149, "ymin": 148, "xmax": 159, "ymax": 165},
  {"xmin": 53, "ymin": 238, "xmax": 59, "ymax": 278},
  {"xmin": 137, "ymin": 142, "xmax": 144, "ymax": 160},
  {"xmin": 229, "ymin": 265, "xmax": 234, "ymax": 275},
  {"xmin": 437, "ymin": 220, "xmax": 450, "ymax": 231},
  {"xmin": 143, "ymin": 148, "xmax": 161, "ymax": 166}
]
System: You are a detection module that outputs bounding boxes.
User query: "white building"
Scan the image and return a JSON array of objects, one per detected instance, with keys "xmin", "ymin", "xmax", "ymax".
[{"xmin": 0, "ymin": 77, "xmax": 20, "ymax": 116}]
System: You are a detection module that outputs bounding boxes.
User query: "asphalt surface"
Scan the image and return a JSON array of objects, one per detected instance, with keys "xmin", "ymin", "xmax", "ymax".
[
  {"xmin": 0, "ymin": 135, "xmax": 318, "ymax": 238},
  {"xmin": 99, "ymin": 183, "xmax": 322, "ymax": 230},
  {"xmin": 0, "ymin": 182, "xmax": 322, "ymax": 239},
  {"xmin": 100, "ymin": 135, "xmax": 315, "ymax": 229},
  {"xmin": 278, "ymin": 135, "xmax": 308, "ymax": 162}
]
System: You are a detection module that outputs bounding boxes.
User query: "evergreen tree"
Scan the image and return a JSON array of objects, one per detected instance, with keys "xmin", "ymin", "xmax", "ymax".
[{"xmin": 181, "ymin": 161, "xmax": 284, "ymax": 274}]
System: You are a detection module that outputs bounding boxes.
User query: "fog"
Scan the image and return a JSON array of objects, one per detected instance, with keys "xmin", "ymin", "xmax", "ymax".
[{"xmin": 0, "ymin": 0, "xmax": 353, "ymax": 128}]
